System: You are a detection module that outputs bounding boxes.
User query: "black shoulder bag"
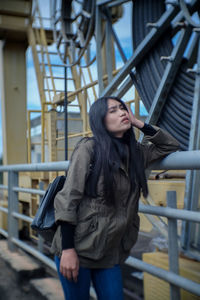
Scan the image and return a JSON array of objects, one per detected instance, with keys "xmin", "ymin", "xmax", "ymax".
[{"xmin": 31, "ymin": 175, "xmax": 66, "ymax": 242}]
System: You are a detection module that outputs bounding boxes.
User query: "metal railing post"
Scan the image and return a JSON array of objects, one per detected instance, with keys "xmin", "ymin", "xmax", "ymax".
[
  {"xmin": 8, "ymin": 170, "xmax": 19, "ymax": 251},
  {"xmin": 167, "ymin": 191, "xmax": 181, "ymax": 300},
  {"xmin": 38, "ymin": 181, "xmax": 44, "ymax": 253}
]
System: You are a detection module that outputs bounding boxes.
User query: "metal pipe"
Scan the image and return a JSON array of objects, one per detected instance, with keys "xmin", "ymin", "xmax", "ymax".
[
  {"xmin": 0, "ymin": 206, "xmax": 8, "ymax": 213},
  {"xmin": 12, "ymin": 187, "xmax": 45, "ymax": 196},
  {"xmin": 0, "ymin": 228, "xmax": 8, "ymax": 238},
  {"xmin": 125, "ymin": 256, "xmax": 200, "ymax": 296},
  {"xmin": 139, "ymin": 204, "xmax": 200, "ymax": 222},
  {"xmin": 0, "ymin": 184, "xmax": 8, "ymax": 190},
  {"xmin": 11, "ymin": 237, "xmax": 56, "ymax": 271},
  {"xmin": 8, "ymin": 171, "xmax": 19, "ymax": 251},
  {"xmin": 0, "ymin": 151, "xmax": 199, "ymax": 172},
  {"xmin": 149, "ymin": 150, "xmax": 200, "ymax": 170},
  {"xmin": 38, "ymin": 181, "xmax": 44, "ymax": 253},
  {"xmin": 0, "ymin": 161, "xmax": 70, "ymax": 172},
  {"xmin": 12, "ymin": 212, "xmax": 33, "ymax": 223}
]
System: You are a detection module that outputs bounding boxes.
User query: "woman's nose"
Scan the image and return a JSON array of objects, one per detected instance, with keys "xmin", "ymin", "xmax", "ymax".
[{"xmin": 119, "ymin": 109, "xmax": 126, "ymax": 116}]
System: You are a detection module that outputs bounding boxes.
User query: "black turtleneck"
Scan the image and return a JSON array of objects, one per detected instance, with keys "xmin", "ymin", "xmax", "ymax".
[{"xmin": 141, "ymin": 123, "xmax": 157, "ymax": 136}]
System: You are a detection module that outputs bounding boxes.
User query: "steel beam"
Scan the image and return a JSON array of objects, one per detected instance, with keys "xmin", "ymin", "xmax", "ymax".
[
  {"xmin": 100, "ymin": 4, "xmax": 179, "ymax": 97},
  {"xmin": 181, "ymin": 33, "xmax": 200, "ymax": 250},
  {"xmin": 105, "ymin": 9, "xmax": 113, "ymax": 83},
  {"xmin": 107, "ymin": 0, "xmax": 130, "ymax": 7},
  {"xmin": 103, "ymin": 8, "xmax": 138, "ymax": 98},
  {"xmin": 95, "ymin": 5, "xmax": 104, "ymax": 95},
  {"xmin": 146, "ymin": 26, "xmax": 192, "ymax": 125},
  {"xmin": 113, "ymin": 76, "xmax": 133, "ymax": 98},
  {"xmin": 97, "ymin": 0, "xmax": 129, "ymax": 6}
]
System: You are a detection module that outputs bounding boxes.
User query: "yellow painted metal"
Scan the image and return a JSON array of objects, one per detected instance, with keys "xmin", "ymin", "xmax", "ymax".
[
  {"xmin": 82, "ymin": 88, "xmax": 88, "ymax": 134},
  {"xmin": 148, "ymin": 179, "xmax": 186, "ymax": 209},
  {"xmin": 34, "ymin": 0, "xmax": 56, "ymax": 98},
  {"xmin": 27, "ymin": 111, "xmax": 31, "ymax": 164},
  {"xmin": 27, "ymin": 110, "xmax": 41, "ymax": 163},
  {"xmin": 27, "ymin": 26, "xmax": 46, "ymax": 104},
  {"xmin": 52, "ymin": 69, "xmax": 120, "ymax": 104},
  {"xmin": 84, "ymin": 54, "xmax": 97, "ymax": 101},
  {"xmin": 41, "ymin": 103, "xmax": 45, "ymax": 162},
  {"xmin": 56, "ymin": 130, "xmax": 92, "ymax": 141},
  {"xmin": 143, "ymin": 252, "xmax": 200, "ymax": 300},
  {"xmin": 0, "ymin": 40, "xmax": 28, "ymax": 164},
  {"xmin": 0, "ymin": 15, "xmax": 29, "ymax": 32},
  {"xmin": 0, "ymin": 1, "xmax": 32, "ymax": 17},
  {"xmin": 46, "ymin": 110, "xmax": 57, "ymax": 162},
  {"xmin": 0, "ymin": 0, "xmax": 32, "ymax": 165}
]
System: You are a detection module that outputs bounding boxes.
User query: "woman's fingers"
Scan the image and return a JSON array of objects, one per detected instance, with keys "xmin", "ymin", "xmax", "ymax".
[
  {"xmin": 71, "ymin": 267, "xmax": 79, "ymax": 282},
  {"xmin": 60, "ymin": 248, "xmax": 79, "ymax": 282},
  {"xmin": 60, "ymin": 264, "xmax": 79, "ymax": 281}
]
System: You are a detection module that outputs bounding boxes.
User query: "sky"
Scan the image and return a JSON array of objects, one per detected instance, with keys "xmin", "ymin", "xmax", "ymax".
[{"xmin": 0, "ymin": 0, "xmax": 148, "ymax": 158}]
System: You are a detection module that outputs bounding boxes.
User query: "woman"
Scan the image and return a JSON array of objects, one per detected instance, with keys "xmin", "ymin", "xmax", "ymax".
[{"xmin": 51, "ymin": 96, "xmax": 179, "ymax": 300}]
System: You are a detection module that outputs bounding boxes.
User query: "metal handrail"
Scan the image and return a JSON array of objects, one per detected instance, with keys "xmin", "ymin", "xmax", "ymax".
[
  {"xmin": 0, "ymin": 150, "xmax": 200, "ymax": 299},
  {"xmin": 126, "ymin": 256, "xmax": 200, "ymax": 297},
  {"xmin": 12, "ymin": 187, "xmax": 45, "ymax": 196},
  {"xmin": 0, "ymin": 150, "xmax": 199, "ymax": 172},
  {"xmin": 139, "ymin": 204, "xmax": 200, "ymax": 222}
]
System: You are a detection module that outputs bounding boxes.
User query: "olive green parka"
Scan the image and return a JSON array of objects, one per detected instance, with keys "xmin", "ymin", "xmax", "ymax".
[{"xmin": 51, "ymin": 126, "xmax": 179, "ymax": 268}]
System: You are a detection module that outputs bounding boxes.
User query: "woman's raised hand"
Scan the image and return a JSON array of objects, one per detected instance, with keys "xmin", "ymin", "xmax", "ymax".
[
  {"xmin": 60, "ymin": 248, "xmax": 79, "ymax": 282},
  {"xmin": 127, "ymin": 106, "xmax": 144, "ymax": 129}
]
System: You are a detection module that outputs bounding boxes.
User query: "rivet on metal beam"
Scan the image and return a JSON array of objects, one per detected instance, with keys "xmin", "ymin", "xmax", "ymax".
[
  {"xmin": 187, "ymin": 68, "xmax": 200, "ymax": 75},
  {"xmin": 193, "ymin": 28, "xmax": 200, "ymax": 32},
  {"xmin": 146, "ymin": 22, "xmax": 159, "ymax": 29},
  {"xmin": 175, "ymin": 21, "xmax": 187, "ymax": 28},
  {"xmin": 160, "ymin": 56, "xmax": 174, "ymax": 62}
]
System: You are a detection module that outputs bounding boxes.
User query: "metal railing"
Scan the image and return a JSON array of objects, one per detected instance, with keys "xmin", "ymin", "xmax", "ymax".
[{"xmin": 0, "ymin": 150, "xmax": 200, "ymax": 299}]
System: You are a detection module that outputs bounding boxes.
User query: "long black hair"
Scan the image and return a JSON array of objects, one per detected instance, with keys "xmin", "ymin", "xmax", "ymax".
[{"xmin": 87, "ymin": 96, "xmax": 148, "ymax": 205}]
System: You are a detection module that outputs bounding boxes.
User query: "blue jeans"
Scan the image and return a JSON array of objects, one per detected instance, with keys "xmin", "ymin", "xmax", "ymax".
[{"xmin": 54, "ymin": 256, "xmax": 124, "ymax": 300}]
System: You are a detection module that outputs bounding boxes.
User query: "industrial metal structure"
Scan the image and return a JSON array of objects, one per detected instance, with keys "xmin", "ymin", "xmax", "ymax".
[{"xmin": 0, "ymin": 0, "xmax": 200, "ymax": 298}]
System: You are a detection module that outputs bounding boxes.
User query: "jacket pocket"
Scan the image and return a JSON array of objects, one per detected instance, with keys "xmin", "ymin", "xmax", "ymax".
[
  {"xmin": 75, "ymin": 217, "xmax": 98, "ymax": 240},
  {"xmin": 122, "ymin": 214, "xmax": 140, "ymax": 252},
  {"xmin": 74, "ymin": 216, "xmax": 108, "ymax": 260}
]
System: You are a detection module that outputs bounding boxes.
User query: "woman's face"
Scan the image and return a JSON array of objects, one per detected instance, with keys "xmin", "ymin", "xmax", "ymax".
[{"xmin": 104, "ymin": 99, "xmax": 131, "ymax": 137}]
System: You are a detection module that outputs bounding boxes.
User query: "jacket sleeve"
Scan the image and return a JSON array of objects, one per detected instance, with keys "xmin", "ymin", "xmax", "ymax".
[
  {"xmin": 138, "ymin": 125, "xmax": 180, "ymax": 169},
  {"xmin": 54, "ymin": 139, "xmax": 93, "ymax": 225}
]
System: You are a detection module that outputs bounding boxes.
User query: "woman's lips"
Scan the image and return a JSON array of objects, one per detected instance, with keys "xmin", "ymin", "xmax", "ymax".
[{"xmin": 121, "ymin": 117, "xmax": 130, "ymax": 123}]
